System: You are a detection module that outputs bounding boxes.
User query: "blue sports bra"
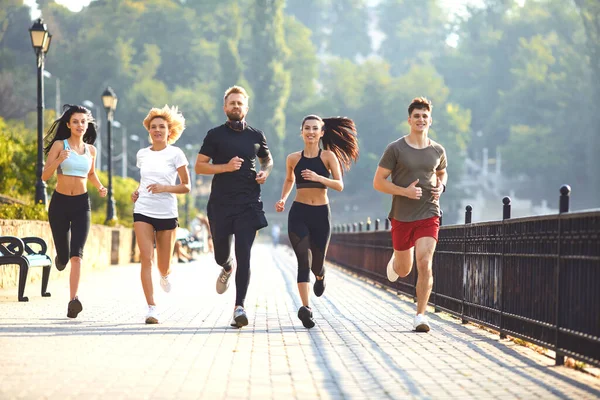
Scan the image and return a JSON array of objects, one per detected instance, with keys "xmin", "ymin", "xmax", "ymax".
[
  {"xmin": 57, "ymin": 140, "xmax": 92, "ymax": 178},
  {"xmin": 294, "ymin": 150, "xmax": 330, "ymax": 189}
]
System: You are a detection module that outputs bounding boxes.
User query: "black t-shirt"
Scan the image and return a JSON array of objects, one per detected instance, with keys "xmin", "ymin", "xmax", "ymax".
[{"xmin": 199, "ymin": 123, "xmax": 270, "ymax": 205}]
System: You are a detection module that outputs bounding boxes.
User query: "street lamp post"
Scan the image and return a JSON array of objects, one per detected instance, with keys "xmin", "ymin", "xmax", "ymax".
[
  {"xmin": 102, "ymin": 86, "xmax": 118, "ymax": 224},
  {"xmin": 29, "ymin": 18, "xmax": 52, "ymax": 206}
]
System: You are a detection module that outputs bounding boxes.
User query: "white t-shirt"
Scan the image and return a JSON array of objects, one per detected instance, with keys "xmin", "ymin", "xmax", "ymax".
[{"xmin": 134, "ymin": 145, "xmax": 188, "ymax": 219}]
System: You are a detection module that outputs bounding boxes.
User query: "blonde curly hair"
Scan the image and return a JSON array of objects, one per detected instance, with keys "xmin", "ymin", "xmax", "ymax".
[{"xmin": 142, "ymin": 105, "xmax": 185, "ymax": 144}]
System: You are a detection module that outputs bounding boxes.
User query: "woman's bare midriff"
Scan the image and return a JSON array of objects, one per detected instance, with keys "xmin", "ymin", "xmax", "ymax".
[
  {"xmin": 55, "ymin": 175, "xmax": 88, "ymax": 196},
  {"xmin": 294, "ymin": 188, "xmax": 329, "ymax": 206}
]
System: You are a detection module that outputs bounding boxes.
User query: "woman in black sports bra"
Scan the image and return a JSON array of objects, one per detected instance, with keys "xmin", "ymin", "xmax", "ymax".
[{"xmin": 275, "ymin": 115, "xmax": 359, "ymax": 328}]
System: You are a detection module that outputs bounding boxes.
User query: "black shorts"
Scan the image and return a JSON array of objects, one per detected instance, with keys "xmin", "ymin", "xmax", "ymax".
[
  {"xmin": 133, "ymin": 213, "xmax": 178, "ymax": 231},
  {"xmin": 207, "ymin": 201, "xmax": 268, "ymax": 239}
]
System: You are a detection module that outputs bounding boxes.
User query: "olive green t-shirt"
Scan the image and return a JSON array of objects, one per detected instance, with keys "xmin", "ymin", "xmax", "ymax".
[{"xmin": 378, "ymin": 136, "xmax": 447, "ymax": 222}]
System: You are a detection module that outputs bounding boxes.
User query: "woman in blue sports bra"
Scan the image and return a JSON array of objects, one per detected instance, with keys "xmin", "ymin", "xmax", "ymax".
[
  {"xmin": 42, "ymin": 104, "xmax": 107, "ymax": 319},
  {"xmin": 275, "ymin": 115, "xmax": 359, "ymax": 328}
]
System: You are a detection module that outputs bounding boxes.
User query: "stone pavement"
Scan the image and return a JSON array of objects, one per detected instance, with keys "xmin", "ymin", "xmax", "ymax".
[{"xmin": 1, "ymin": 243, "xmax": 599, "ymax": 400}]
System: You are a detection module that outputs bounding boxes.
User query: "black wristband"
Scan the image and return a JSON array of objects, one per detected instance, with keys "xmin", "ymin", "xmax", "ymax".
[{"xmin": 441, "ymin": 183, "xmax": 446, "ymax": 193}]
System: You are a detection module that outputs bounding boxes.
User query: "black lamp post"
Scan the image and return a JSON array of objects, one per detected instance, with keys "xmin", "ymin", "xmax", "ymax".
[
  {"xmin": 102, "ymin": 86, "xmax": 118, "ymax": 223},
  {"xmin": 29, "ymin": 18, "xmax": 52, "ymax": 206}
]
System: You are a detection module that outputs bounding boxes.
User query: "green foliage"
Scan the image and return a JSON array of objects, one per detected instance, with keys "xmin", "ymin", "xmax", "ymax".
[
  {"xmin": 0, "ymin": 203, "xmax": 47, "ymax": 220},
  {"xmin": 327, "ymin": 0, "xmax": 371, "ymax": 59},
  {"xmin": 246, "ymin": 0, "xmax": 291, "ymax": 199},
  {"xmin": 378, "ymin": 0, "xmax": 448, "ymax": 75},
  {"xmin": 0, "ymin": 117, "xmax": 37, "ymax": 198},
  {"xmin": 1, "ymin": 0, "xmax": 597, "ymax": 222},
  {"xmin": 89, "ymin": 171, "xmax": 139, "ymax": 227}
]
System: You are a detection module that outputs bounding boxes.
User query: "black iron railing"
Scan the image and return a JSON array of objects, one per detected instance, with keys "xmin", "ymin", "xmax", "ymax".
[{"xmin": 328, "ymin": 186, "xmax": 600, "ymax": 367}]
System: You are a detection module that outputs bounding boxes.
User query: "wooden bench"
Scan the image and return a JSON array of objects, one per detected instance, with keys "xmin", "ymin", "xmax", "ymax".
[{"xmin": 0, "ymin": 236, "xmax": 52, "ymax": 302}]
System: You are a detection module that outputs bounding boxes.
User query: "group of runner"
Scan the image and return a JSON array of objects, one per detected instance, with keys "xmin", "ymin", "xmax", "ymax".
[{"xmin": 42, "ymin": 85, "xmax": 447, "ymax": 332}]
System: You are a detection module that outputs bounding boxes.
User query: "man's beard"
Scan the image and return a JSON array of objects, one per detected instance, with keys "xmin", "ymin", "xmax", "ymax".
[{"xmin": 226, "ymin": 111, "xmax": 244, "ymax": 121}]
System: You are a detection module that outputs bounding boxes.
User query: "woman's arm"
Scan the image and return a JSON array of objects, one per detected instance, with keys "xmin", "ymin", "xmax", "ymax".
[
  {"xmin": 275, "ymin": 154, "xmax": 298, "ymax": 212},
  {"xmin": 87, "ymin": 146, "xmax": 107, "ymax": 197},
  {"xmin": 42, "ymin": 141, "xmax": 68, "ymax": 181},
  {"xmin": 146, "ymin": 165, "xmax": 191, "ymax": 194},
  {"xmin": 300, "ymin": 150, "xmax": 344, "ymax": 192}
]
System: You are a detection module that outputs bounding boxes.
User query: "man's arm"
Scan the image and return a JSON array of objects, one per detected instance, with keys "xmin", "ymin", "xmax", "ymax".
[
  {"xmin": 373, "ymin": 166, "xmax": 422, "ymax": 200},
  {"xmin": 195, "ymin": 153, "xmax": 242, "ymax": 175},
  {"xmin": 431, "ymin": 168, "xmax": 448, "ymax": 200},
  {"xmin": 436, "ymin": 168, "xmax": 448, "ymax": 187},
  {"xmin": 256, "ymin": 153, "xmax": 273, "ymax": 184},
  {"xmin": 259, "ymin": 153, "xmax": 273, "ymax": 176}
]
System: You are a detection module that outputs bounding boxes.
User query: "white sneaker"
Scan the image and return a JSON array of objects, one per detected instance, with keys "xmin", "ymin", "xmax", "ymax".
[
  {"xmin": 216, "ymin": 267, "xmax": 233, "ymax": 294},
  {"xmin": 145, "ymin": 305, "xmax": 159, "ymax": 324},
  {"xmin": 160, "ymin": 275, "xmax": 172, "ymax": 293},
  {"xmin": 386, "ymin": 254, "xmax": 399, "ymax": 282},
  {"xmin": 230, "ymin": 305, "xmax": 248, "ymax": 328},
  {"xmin": 413, "ymin": 314, "xmax": 430, "ymax": 332}
]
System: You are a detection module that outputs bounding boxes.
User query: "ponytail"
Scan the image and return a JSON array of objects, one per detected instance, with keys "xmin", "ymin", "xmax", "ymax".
[{"xmin": 321, "ymin": 117, "xmax": 359, "ymax": 173}]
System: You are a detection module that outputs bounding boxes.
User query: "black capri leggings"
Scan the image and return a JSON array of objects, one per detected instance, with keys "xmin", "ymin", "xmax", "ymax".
[
  {"xmin": 48, "ymin": 191, "xmax": 91, "ymax": 264},
  {"xmin": 288, "ymin": 202, "xmax": 331, "ymax": 283}
]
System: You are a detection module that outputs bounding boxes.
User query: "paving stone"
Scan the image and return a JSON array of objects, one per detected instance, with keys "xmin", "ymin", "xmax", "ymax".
[{"xmin": 1, "ymin": 244, "xmax": 599, "ymax": 399}]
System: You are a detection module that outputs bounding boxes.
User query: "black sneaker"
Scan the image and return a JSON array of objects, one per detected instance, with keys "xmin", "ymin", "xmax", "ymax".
[
  {"xmin": 55, "ymin": 255, "xmax": 67, "ymax": 271},
  {"xmin": 67, "ymin": 297, "xmax": 83, "ymax": 318},
  {"xmin": 298, "ymin": 306, "xmax": 315, "ymax": 329},
  {"xmin": 314, "ymin": 276, "xmax": 326, "ymax": 297}
]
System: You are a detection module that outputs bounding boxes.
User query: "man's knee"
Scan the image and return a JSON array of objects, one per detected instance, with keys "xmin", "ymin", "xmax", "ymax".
[
  {"xmin": 416, "ymin": 256, "xmax": 433, "ymax": 275},
  {"xmin": 215, "ymin": 255, "xmax": 233, "ymax": 268},
  {"xmin": 394, "ymin": 258, "xmax": 413, "ymax": 278}
]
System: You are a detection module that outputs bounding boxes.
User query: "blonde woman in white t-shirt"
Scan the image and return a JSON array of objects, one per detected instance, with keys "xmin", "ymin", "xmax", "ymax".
[{"xmin": 131, "ymin": 105, "xmax": 190, "ymax": 324}]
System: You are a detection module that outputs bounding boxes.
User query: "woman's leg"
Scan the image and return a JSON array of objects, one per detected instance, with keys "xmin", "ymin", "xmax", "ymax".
[
  {"xmin": 309, "ymin": 205, "xmax": 331, "ymax": 297},
  {"xmin": 288, "ymin": 203, "xmax": 311, "ymax": 307},
  {"xmin": 134, "ymin": 222, "xmax": 157, "ymax": 305},
  {"xmin": 48, "ymin": 194, "xmax": 71, "ymax": 269},
  {"xmin": 68, "ymin": 204, "xmax": 91, "ymax": 300},
  {"xmin": 309, "ymin": 207, "xmax": 331, "ymax": 279},
  {"xmin": 155, "ymin": 228, "xmax": 176, "ymax": 277}
]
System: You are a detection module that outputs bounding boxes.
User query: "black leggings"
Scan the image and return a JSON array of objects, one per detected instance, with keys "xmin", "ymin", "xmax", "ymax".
[
  {"xmin": 288, "ymin": 202, "xmax": 331, "ymax": 283},
  {"xmin": 48, "ymin": 191, "xmax": 91, "ymax": 264},
  {"xmin": 212, "ymin": 227, "xmax": 257, "ymax": 307},
  {"xmin": 208, "ymin": 201, "xmax": 267, "ymax": 308}
]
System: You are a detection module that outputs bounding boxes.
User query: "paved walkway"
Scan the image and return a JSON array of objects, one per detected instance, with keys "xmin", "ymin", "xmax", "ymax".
[{"xmin": 1, "ymin": 243, "xmax": 599, "ymax": 400}]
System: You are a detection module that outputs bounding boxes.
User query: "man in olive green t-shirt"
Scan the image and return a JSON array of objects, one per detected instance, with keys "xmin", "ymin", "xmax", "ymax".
[{"xmin": 373, "ymin": 97, "xmax": 448, "ymax": 333}]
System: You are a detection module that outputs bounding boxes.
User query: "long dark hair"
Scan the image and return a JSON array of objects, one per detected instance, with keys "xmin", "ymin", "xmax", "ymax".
[
  {"xmin": 44, "ymin": 104, "xmax": 97, "ymax": 155},
  {"xmin": 301, "ymin": 115, "xmax": 359, "ymax": 172}
]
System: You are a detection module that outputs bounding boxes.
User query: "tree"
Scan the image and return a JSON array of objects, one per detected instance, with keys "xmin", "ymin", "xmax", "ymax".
[
  {"xmin": 327, "ymin": 0, "xmax": 371, "ymax": 59},
  {"xmin": 0, "ymin": 117, "xmax": 37, "ymax": 200},
  {"xmin": 284, "ymin": 0, "xmax": 329, "ymax": 51},
  {"xmin": 377, "ymin": 0, "xmax": 448, "ymax": 75},
  {"xmin": 573, "ymin": 0, "xmax": 600, "ymax": 205},
  {"xmin": 245, "ymin": 0, "xmax": 291, "ymax": 195}
]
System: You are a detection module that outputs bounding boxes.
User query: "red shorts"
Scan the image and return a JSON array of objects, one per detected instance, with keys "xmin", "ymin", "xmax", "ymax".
[{"xmin": 391, "ymin": 216, "xmax": 440, "ymax": 251}]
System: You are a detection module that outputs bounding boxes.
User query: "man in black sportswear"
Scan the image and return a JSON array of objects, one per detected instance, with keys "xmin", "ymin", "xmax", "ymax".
[{"xmin": 195, "ymin": 85, "xmax": 273, "ymax": 328}]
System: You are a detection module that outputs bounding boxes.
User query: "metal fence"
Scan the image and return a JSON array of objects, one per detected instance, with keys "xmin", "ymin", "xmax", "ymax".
[{"xmin": 327, "ymin": 186, "xmax": 600, "ymax": 367}]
